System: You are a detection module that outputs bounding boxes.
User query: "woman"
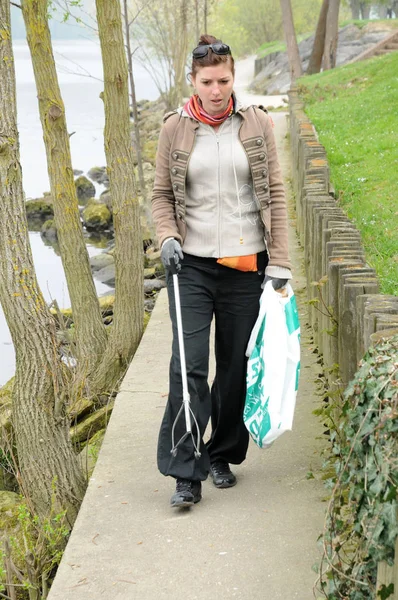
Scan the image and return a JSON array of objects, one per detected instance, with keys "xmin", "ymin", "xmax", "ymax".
[{"xmin": 152, "ymin": 35, "xmax": 292, "ymax": 508}]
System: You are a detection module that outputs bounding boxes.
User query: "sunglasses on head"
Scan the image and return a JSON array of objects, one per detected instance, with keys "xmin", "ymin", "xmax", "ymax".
[{"xmin": 192, "ymin": 43, "xmax": 231, "ymax": 59}]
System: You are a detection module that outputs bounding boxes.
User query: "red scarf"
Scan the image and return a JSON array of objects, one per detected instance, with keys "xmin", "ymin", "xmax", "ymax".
[{"xmin": 184, "ymin": 94, "xmax": 233, "ymax": 126}]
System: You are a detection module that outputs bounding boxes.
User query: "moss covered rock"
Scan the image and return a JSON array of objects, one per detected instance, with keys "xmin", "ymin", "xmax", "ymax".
[
  {"xmin": 0, "ymin": 491, "xmax": 22, "ymax": 534},
  {"xmin": 68, "ymin": 396, "xmax": 94, "ymax": 422},
  {"xmin": 89, "ymin": 252, "xmax": 114, "ymax": 272},
  {"xmin": 79, "ymin": 428, "xmax": 106, "ymax": 477},
  {"xmin": 75, "ymin": 175, "xmax": 96, "ymax": 203},
  {"xmin": 82, "ymin": 201, "xmax": 112, "ymax": 231},
  {"xmin": 87, "ymin": 166, "xmax": 109, "ymax": 186},
  {"xmin": 0, "ymin": 378, "xmax": 13, "ymax": 431},
  {"xmin": 70, "ymin": 403, "xmax": 114, "ymax": 446},
  {"xmin": 41, "ymin": 218, "xmax": 58, "ymax": 242},
  {"xmin": 142, "ymin": 140, "xmax": 158, "ymax": 165},
  {"xmin": 25, "ymin": 199, "xmax": 54, "ymax": 221}
]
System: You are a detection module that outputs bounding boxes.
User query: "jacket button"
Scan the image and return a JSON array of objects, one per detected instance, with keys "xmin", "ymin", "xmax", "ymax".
[
  {"xmin": 171, "ymin": 167, "xmax": 178, "ymax": 175},
  {"xmin": 256, "ymin": 139, "xmax": 263, "ymax": 146},
  {"xmin": 262, "ymin": 169, "xmax": 267, "ymax": 177},
  {"xmin": 259, "ymin": 153, "xmax": 265, "ymax": 160},
  {"xmin": 263, "ymin": 183, "xmax": 269, "ymax": 191},
  {"xmin": 173, "ymin": 183, "xmax": 178, "ymax": 191},
  {"xmin": 173, "ymin": 152, "xmax": 179, "ymax": 160}
]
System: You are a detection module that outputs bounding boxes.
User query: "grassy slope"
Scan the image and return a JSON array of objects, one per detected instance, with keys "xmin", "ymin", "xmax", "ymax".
[
  {"xmin": 256, "ymin": 34, "xmax": 309, "ymax": 58},
  {"xmin": 296, "ymin": 52, "xmax": 398, "ymax": 295}
]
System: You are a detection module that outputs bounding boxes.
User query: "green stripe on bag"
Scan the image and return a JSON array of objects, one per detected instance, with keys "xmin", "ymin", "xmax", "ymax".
[{"xmin": 285, "ymin": 296, "xmax": 300, "ymax": 335}]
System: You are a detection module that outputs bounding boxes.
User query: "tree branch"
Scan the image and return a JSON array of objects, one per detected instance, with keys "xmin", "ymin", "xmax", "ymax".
[{"xmin": 10, "ymin": 2, "xmax": 22, "ymax": 9}]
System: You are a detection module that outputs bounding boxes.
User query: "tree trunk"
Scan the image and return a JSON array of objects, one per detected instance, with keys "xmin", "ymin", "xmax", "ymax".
[
  {"xmin": 0, "ymin": 1, "xmax": 85, "ymax": 522},
  {"xmin": 175, "ymin": 0, "xmax": 189, "ymax": 103},
  {"xmin": 122, "ymin": 0, "xmax": 147, "ymax": 205},
  {"xmin": 280, "ymin": 0, "xmax": 303, "ymax": 83},
  {"xmin": 377, "ymin": 4, "xmax": 389, "ymax": 18},
  {"xmin": 204, "ymin": 0, "xmax": 208, "ymax": 33},
  {"xmin": 307, "ymin": 0, "xmax": 329, "ymax": 74},
  {"xmin": 323, "ymin": 0, "xmax": 341, "ymax": 70},
  {"xmin": 195, "ymin": 0, "xmax": 200, "ymax": 41},
  {"xmin": 21, "ymin": 0, "xmax": 107, "ymax": 379},
  {"xmin": 350, "ymin": 0, "xmax": 361, "ymax": 19},
  {"xmin": 360, "ymin": 2, "xmax": 371, "ymax": 18},
  {"xmin": 93, "ymin": 0, "xmax": 144, "ymax": 393}
]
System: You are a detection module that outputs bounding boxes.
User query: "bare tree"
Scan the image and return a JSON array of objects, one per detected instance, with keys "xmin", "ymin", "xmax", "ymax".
[
  {"xmin": 131, "ymin": 0, "xmax": 196, "ymax": 109},
  {"xmin": 21, "ymin": 0, "xmax": 108, "ymax": 379},
  {"xmin": 307, "ymin": 0, "xmax": 329, "ymax": 75},
  {"xmin": 195, "ymin": 0, "xmax": 200, "ymax": 41},
  {"xmin": 0, "ymin": 0, "xmax": 85, "ymax": 521},
  {"xmin": 280, "ymin": 0, "xmax": 303, "ymax": 82},
  {"xmin": 92, "ymin": 0, "xmax": 144, "ymax": 393},
  {"xmin": 323, "ymin": 0, "xmax": 341, "ymax": 70},
  {"xmin": 122, "ymin": 0, "xmax": 146, "ymax": 202}
]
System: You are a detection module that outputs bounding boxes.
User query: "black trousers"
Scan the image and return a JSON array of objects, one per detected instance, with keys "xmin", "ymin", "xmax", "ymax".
[{"xmin": 157, "ymin": 253, "xmax": 265, "ymax": 481}]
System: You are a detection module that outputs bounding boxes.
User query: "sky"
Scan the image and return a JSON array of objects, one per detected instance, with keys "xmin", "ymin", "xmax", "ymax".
[{"xmin": 11, "ymin": 1, "xmax": 96, "ymax": 41}]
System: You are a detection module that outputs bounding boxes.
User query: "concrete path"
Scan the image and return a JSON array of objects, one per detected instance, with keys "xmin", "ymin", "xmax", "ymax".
[{"xmin": 48, "ymin": 63, "xmax": 326, "ymax": 600}]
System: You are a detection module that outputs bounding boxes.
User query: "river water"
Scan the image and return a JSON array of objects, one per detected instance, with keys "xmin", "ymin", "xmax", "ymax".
[{"xmin": 0, "ymin": 40, "xmax": 160, "ymax": 386}]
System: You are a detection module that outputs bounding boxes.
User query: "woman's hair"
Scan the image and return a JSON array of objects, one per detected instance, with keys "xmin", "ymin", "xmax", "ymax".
[{"xmin": 190, "ymin": 34, "xmax": 235, "ymax": 77}]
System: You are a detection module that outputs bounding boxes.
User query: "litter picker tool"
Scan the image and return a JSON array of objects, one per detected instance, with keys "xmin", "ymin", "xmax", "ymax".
[{"xmin": 169, "ymin": 260, "xmax": 201, "ymax": 460}]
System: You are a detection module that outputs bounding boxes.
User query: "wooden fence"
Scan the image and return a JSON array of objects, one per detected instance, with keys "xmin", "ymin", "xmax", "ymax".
[{"xmin": 288, "ymin": 89, "xmax": 398, "ymax": 598}]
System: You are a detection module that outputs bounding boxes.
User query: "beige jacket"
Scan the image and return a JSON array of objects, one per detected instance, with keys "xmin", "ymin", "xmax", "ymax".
[{"xmin": 151, "ymin": 101, "xmax": 292, "ymax": 272}]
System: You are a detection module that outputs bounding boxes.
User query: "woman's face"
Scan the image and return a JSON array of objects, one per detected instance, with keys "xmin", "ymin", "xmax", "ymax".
[{"xmin": 192, "ymin": 63, "xmax": 234, "ymax": 116}]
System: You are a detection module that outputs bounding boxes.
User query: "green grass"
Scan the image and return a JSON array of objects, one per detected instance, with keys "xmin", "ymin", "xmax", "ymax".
[
  {"xmin": 256, "ymin": 34, "xmax": 310, "ymax": 59},
  {"xmin": 339, "ymin": 18, "xmax": 398, "ymax": 29},
  {"xmin": 296, "ymin": 52, "xmax": 398, "ymax": 295}
]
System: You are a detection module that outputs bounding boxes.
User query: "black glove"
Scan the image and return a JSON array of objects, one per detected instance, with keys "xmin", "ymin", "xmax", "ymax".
[
  {"xmin": 262, "ymin": 275, "xmax": 288, "ymax": 290},
  {"xmin": 161, "ymin": 239, "xmax": 184, "ymax": 272}
]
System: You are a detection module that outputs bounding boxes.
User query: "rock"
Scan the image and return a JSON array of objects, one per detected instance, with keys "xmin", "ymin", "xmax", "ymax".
[
  {"xmin": 41, "ymin": 219, "xmax": 58, "ymax": 242},
  {"xmin": 68, "ymin": 396, "xmax": 94, "ymax": 421},
  {"xmin": 89, "ymin": 252, "xmax": 115, "ymax": 272},
  {"xmin": 79, "ymin": 428, "xmax": 106, "ymax": 477},
  {"xmin": 95, "ymin": 264, "xmax": 115, "ymax": 287},
  {"xmin": 70, "ymin": 403, "xmax": 114, "ymax": 446},
  {"xmin": 100, "ymin": 189, "xmax": 112, "ymax": 212},
  {"xmin": 0, "ymin": 491, "xmax": 22, "ymax": 532},
  {"xmin": 25, "ymin": 199, "xmax": 54, "ymax": 221},
  {"xmin": 88, "ymin": 166, "xmax": 109, "ymax": 187},
  {"xmin": 140, "ymin": 214, "xmax": 154, "ymax": 242},
  {"xmin": 0, "ymin": 377, "xmax": 13, "ymax": 432},
  {"xmin": 144, "ymin": 278, "xmax": 166, "ymax": 294},
  {"xmin": 145, "ymin": 249, "xmax": 161, "ymax": 264},
  {"xmin": 99, "ymin": 295, "xmax": 115, "ymax": 314},
  {"xmin": 144, "ymin": 298, "xmax": 156, "ymax": 312},
  {"xmin": 142, "ymin": 139, "xmax": 158, "ymax": 165},
  {"xmin": 251, "ymin": 22, "xmax": 398, "ymax": 95},
  {"xmin": 75, "ymin": 175, "xmax": 96, "ymax": 203},
  {"xmin": 144, "ymin": 267, "xmax": 156, "ymax": 278},
  {"xmin": 82, "ymin": 201, "xmax": 112, "ymax": 231}
]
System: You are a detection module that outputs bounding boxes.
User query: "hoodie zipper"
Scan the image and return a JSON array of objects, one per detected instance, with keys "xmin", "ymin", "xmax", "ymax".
[{"xmin": 216, "ymin": 131, "xmax": 221, "ymax": 257}]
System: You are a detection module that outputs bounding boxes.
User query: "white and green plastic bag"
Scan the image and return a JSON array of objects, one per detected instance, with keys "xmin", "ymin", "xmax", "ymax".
[{"xmin": 244, "ymin": 281, "xmax": 300, "ymax": 448}]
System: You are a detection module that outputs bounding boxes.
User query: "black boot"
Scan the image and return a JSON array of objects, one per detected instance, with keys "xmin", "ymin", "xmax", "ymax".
[
  {"xmin": 210, "ymin": 461, "xmax": 237, "ymax": 488},
  {"xmin": 170, "ymin": 479, "xmax": 202, "ymax": 508}
]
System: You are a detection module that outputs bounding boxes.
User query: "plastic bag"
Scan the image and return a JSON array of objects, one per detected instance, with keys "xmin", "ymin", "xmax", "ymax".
[{"xmin": 244, "ymin": 281, "xmax": 300, "ymax": 448}]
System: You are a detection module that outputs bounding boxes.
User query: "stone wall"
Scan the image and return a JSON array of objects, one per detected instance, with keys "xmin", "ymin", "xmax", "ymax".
[{"xmin": 288, "ymin": 90, "xmax": 398, "ymax": 385}]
